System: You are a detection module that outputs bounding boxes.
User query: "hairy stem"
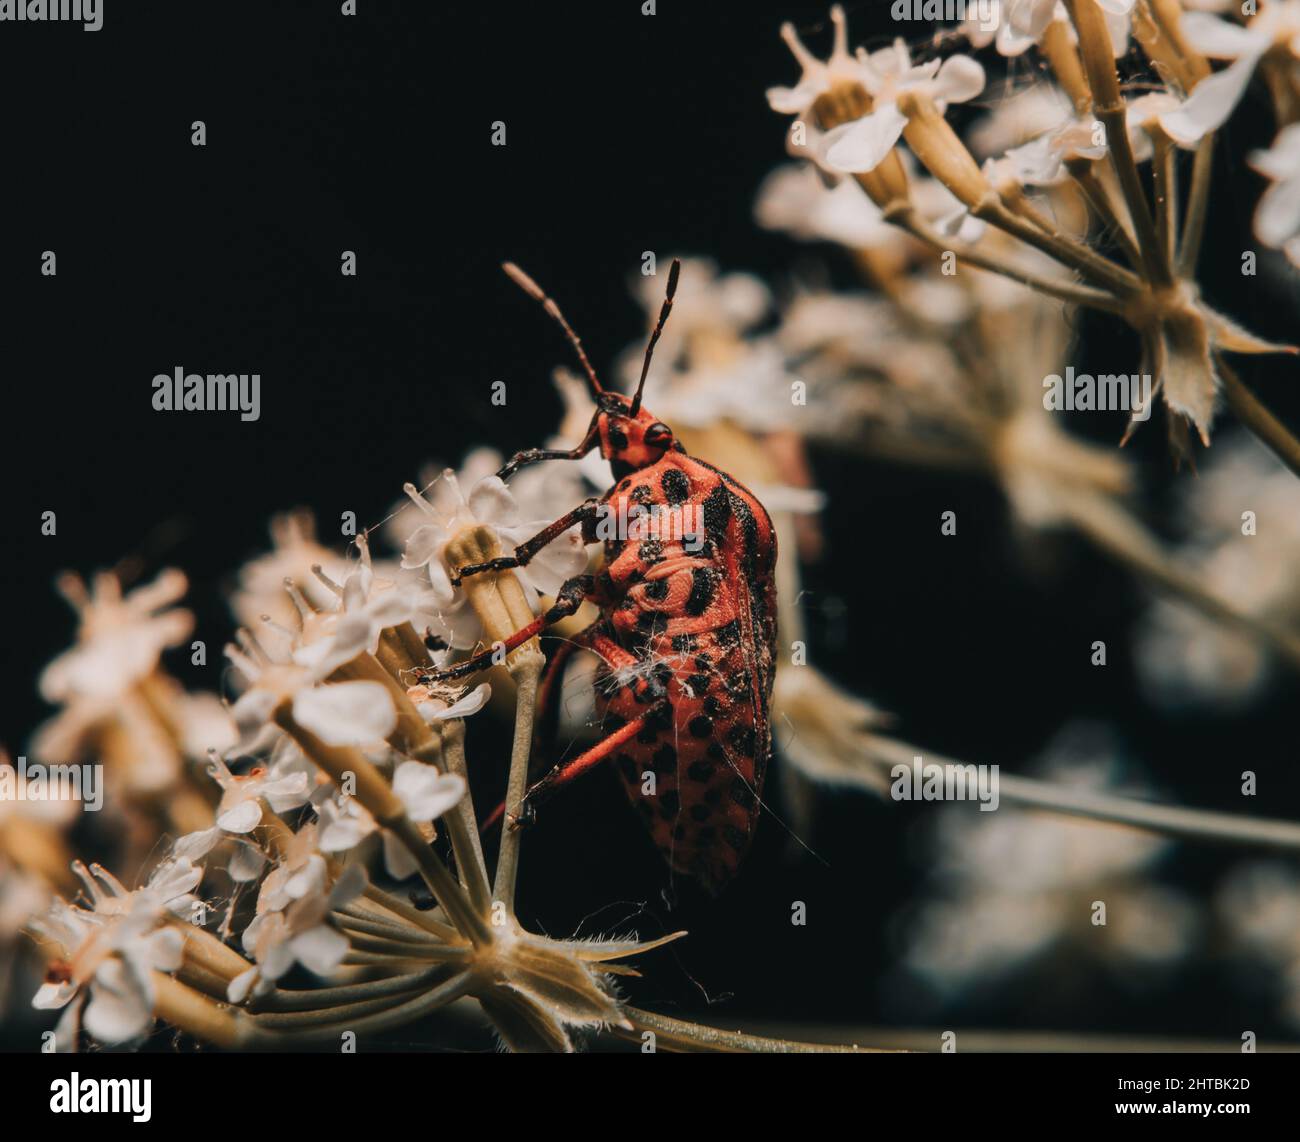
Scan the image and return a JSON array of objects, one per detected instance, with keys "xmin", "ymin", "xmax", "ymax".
[
  {"xmin": 493, "ymin": 656, "xmax": 542, "ymax": 911},
  {"xmin": 616, "ymin": 1007, "xmax": 887, "ymax": 1053}
]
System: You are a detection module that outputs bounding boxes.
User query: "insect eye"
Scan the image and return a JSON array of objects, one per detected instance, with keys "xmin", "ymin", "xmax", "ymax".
[{"xmin": 644, "ymin": 422, "xmax": 672, "ymax": 444}]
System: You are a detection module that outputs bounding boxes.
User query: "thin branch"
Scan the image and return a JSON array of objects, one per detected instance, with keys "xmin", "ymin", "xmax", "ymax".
[
  {"xmin": 1178, "ymin": 135, "xmax": 1215, "ymax": 276},
  {"xmin": 1219, "ymin": 357, "xmax": 1300, "ymax": 481},
  {"xmin": 867, "ymin": 736, "xmax": 1300, "ymax": 854},
  {"xmin": 494, "ymin": 656, "xmax": 542, "ymax": 911},
  {"xmin": 1061, "ymin": 490, "xmax": 1300, "ymax": 673},
  {"xmin": 892, "ymin": 208, "xmax": 1125, "ymax": 313},
  {"xmin": 616, "ymin": 1006, "xmax": 889, "ymax": 1053}
]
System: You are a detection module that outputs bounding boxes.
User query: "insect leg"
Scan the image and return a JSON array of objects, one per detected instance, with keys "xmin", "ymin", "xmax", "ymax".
[
  {"xmin": 497, "ymin": 423, "xmax": 599, "ymax": 481},
  {"xmin": 534, "ymin": 626, "xmax": 594, "ymax": 768},
  {"xmin": 449, "ymin": 498, "xmax": 604, "ymax": 585},
  {"xmin": 480, "ymin": 710, "xmax": 658, "ymax": 832},
  {"xmin": 418, "ymin": 574, "xmax": 597, "ymax": 683}
]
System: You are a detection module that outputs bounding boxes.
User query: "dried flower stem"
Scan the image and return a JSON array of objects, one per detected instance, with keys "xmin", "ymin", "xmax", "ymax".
[
  {"xmin": 386, "ymin": 815, "xmax": 492, "ymax": 945},
  {"xmin": 616, "ymin": 1006, "xmax": 886, "ymax": 1053},
  {"xmin": 439, "ymin": 720, "xmax": 493, "ymax": 914},
  {"xmin": 252, "ymin": 966, "xmax": 449, "ymax": 1011},
  {"xmin": 1069, "ymin": 162, "xmax": 1143, "ymax": 270},
  {"xmin": 1152, "ymin": 134, "xmax": 1178, "ymax": 270},
  {"xmin": 1178, "ymin": 137, "xmax": 1215, "ymax": 276},
  {"xmin": 1066, "ymin": 0, "xmax": 1172, "ymax": 286},
  {"xmin": 1219, "ymin": 358, "xmax": 1300, "ymax": 481},
  {"xmin": 865, "ymin": 736, "xmax": 1300, "ymax": 853},
  {"xmin": 359, "ymin": 884, "xmax": 459, "ymax": 941},
  {"xmin": 334, "ymin": 910, "xmax": 445, "ymax": 944},
  {"xmin": 1061, "ymin": 490, "xmax": 1300, "ymax": 672},
  {"xmin": 243, "ymin": 970, "xmax": 473, "ymax": 1047},
  {"xmin": 152, "ymin": 973, "xmax": 247, "ymax": 1049},
  {"xmin": 250, "ymin": 989, "xmax": 439, "ymax": 1029},
  {"xmin": 891, "ymin": 207, "xmax": 1125, "ymax": 313},
  {"xmin": 494, "ymin": 655, "xmax": 543, "ymax": 911}
]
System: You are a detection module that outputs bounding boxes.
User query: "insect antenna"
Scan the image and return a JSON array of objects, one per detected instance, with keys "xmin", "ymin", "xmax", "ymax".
[
  {"xmin": 629, "ymin": 257, "xmax": 681, "ymax": 417},
  {"xmin": 502, "ymin": 262, "xmax": 604, "ymax": 399}
]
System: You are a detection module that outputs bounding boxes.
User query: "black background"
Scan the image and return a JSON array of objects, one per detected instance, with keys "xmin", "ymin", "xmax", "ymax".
[{"xmin": 3, "ymin": 2, "xmax": 1298, "ymax": 1041}]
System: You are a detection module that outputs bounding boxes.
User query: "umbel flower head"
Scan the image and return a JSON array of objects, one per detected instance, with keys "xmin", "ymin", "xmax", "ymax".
[{"xmin": 765, "ymin": 2, "xmax": 1299, "ymax": 464}]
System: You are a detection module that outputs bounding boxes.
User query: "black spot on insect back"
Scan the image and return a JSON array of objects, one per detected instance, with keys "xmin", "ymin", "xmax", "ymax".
[
  {"xmin": 662, "ymin": 468, "xmax": 690, "ymax": 505},
  {"xmin": 685, "ymin": 566, "xmax": 719, "ymax": 616},
  {"xmin": 703, "ymin": 483, "xmax": 731, "ymax": 538}
]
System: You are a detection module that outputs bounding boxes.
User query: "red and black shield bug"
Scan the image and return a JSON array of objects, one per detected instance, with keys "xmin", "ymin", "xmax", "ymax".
[{"xmin": 421, "ymin": 260, "xmax": 778, "ymax": 893}]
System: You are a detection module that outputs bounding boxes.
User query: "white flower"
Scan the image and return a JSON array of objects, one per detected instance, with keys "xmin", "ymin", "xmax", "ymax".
[
  {"xmin": 228, "ymin": 864, "xmax": 368, "ymax": 1001},
  {"xmin": 232, "ymin": 510, "xmax": 354, "ymax": 631},
  {"xmin": 256, "ymin": 822, "xmax": 329, "ymax": 915},
  {"xmin": 31, "ymin": 897, "xmax": 186, "ymax": 1045},
  {"xmin": 71, "ymin": 857, "xmax": 203, "ymax": 922},
  {"xmin": 40, "ymin": 569, "xmax": 193, "ymax": 702},
  {"xmin": 1148, "ymin": 51, "xmax": 1264, "ymax": 148},
  {"xmin": 289, "ymin": 538, "xmax": 445, "ymax": 678},
  {"xmin": 172, "ymin": 745, "xmax": 314, "ymax": 881},
  {"xmin": 316, "ymin": 762, "xmax": 466, "ymax": 880},
  {"xmin": 968, "ymin": 84, "xmax": 1073, "ymax": 160},
  {"xmin": 225, "ymin": 640, "xmax": 398, "ymax": 749},
  {"xmin": 1250, "ymin": 124, "xmax": 1300, "ymax": 266},
  {"xmin": 1182, "ymin": 4, "xmax": 1300, "ymax": 62},
  {"xmin": 400, "ymin": 469, "xmax": 587, "ymax": 649},
  {"xmin": 765, "ymin": 5, "xmax": 866, "ymax": 116},
  {"xmin": 755, "ymin": 163, "xmax": 897, "ymax": 249},
  {"xmin": 392, "ymin": 761, "xmax": 466, "ymax": 822},
  {"xmin": 987, "ymin": 118, "xmax": 1108, "ymax": 188},
  {"xmin": 383, "ymin": 450, "xmax": 502, "ymax": 550},
  {"xmin": 406, "ymin": 680, "xmax": 492, "ymax": 725},
  {"xmin": 989, "ymin": 1, "xmax": 1133, "ymax": 57},
  {"xmin": 824, "ymin": 41, "xmax": 985, "ymax": 175},
  {"xmin": 208, "ymin": 752, "xmax": 310, "ymax": 834}
]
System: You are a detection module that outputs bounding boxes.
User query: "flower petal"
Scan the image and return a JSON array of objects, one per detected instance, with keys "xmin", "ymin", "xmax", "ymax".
[
  {"xmin": 291, "ymin": 681, "xmax": 396, "ymax": 747},
  {"xmin": 216, "ymin": 798, "xmax": 265, "ymax": 835},
  {"xmin": 932, "ymin": 55, "xmax": 986, "ymax": 106},
  {"xmin": 825, "ymin": 105, "xmax": 908, "ymax": 174},
  {"xmin": 401, "ymin": 523, "xmax": 448, "ymax": 571},
  {"xmin": 289, "ymin": 925, "xmax": 349, "ymax": 976},
  {"xmin": 467, "ymin": 475, "xmax": 521, "ymax": 527},
  {"xmin": 393, "ymin": 761, "xmax": 466, "ymax": 823},
  {"xmin": 1158, "ymin": 52, "xmax": 1262, "ymax": 147}
]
